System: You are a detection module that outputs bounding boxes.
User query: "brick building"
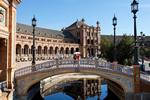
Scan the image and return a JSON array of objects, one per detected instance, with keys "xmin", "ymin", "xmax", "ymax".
[{"xmin": 16, "ymin": 19, "xmax": 101, "ymax": 62}]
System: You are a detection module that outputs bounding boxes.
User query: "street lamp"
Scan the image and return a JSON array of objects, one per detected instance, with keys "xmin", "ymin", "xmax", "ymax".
[
  {"xmin": 112, "ymin": 15, "xmax": 117, "ymax": 62},
  {"xmin": 32, "ymin": 16, "xmax": 36, "ymax": 65},
  {"xmin": 131, "ymin": 0, "xmax": 141, "ymax": 93},
  {"xmin": 139, "ymin": 32, "xmax": 145, "ymax": 71},
  {"xmin": 131, "ymin": 0, "xmax": 139, "ymax": 65}
]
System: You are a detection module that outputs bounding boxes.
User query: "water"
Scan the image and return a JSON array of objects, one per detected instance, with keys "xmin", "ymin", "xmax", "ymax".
[{"xmin": 44, "ymin": 85, "xmax": 108, "ymax": 100}]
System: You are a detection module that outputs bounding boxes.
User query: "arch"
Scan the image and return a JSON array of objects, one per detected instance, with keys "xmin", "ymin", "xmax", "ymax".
[
  {"xmin": 44, "ymin": 46, "xmax": 48, "ymax": 55},
  {"xmin": 60, "ymin": 47, "xmax": 64, "ymax": 54},
  {"xmin": 16, "ymin": 44, "xmax": 21, "ymax": 55},
  {"xmin": 24, "ymin": 45, "xmax": 29, "ymax": 55},
  {"xmin": 70, "ymin": 48, "xmax": 74, "ymax": 54},
  {"xmin": 91, "ymin": 39, "xmax": 94, "ymax": 45},
  {"xmin": 87, "ymin": 39, "xmax": 90, "ymax": 44},
  {"xmin": 55, "ymin": 47, "xmax": 59, "ymax": 54},
  {"xmin": 91, "ymin": 48, "xmax": 94, "ymax": 56},
  {"xmin": 75, "ymin": 48, "xmax": 79, "ymax": 52},
  {"xmin": 49, "ymin": 46, "xmax": 53, "ymax": 54},
  {"xmin": 37, "ymin": 46, "xmax": 42, "ymax": 54},
  {"xmin": 87, "ymin": 48, "xmax": 90, "ymax": 57},
  {"xmin": 65, "ymin": 47, "xmax": 69, "ymax": 54}
]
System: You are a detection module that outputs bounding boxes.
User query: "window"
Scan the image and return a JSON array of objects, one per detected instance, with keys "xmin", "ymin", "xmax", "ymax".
[
  {"xmin": 41, "ymin": 39, "xmax": 45, "ymax": 41},
  {"xmin": 53, "ymin": 40, "xmax": 57, "ymax": 42}
]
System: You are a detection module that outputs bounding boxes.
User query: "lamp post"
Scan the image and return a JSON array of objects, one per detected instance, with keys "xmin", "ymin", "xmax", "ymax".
[
  {"xmin": 131, "ymin": 0, "xmax": 139, "ymax": 65},
  {"xmin": 131, "ymin": 0, "xmax": 141, "ymax": 93},
  {"xmin": 32, "ymin": 16, "xmax": 36, "ymax": 65},
  {"xmin": 112, "ymin": 15, "xmax": 117, "ymax": 62},
  {"xmin": 139, "ymin": 32, "xmax": 145, "ymax": 71}
]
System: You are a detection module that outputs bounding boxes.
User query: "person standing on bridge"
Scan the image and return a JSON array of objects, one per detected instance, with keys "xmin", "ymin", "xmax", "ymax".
[{"xmin": 73, "ymin": 52, "xmax": 81, "ymax": 68}]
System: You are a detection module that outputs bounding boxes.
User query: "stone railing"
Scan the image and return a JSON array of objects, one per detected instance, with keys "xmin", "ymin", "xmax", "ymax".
[
  {"xmin": 0, "ymin": 81, "xmax": 7, "ymax": 91},
  {"xmin": 140, "ymin": 71, "xmax": 150, "ymax": 82},
  {"xmin": 15, "ymin": 59, "xmax": 133, "ymax": 78},
  {"xmin": 16, "ymin": 54, "xmax": 73, "ymax": 62}
]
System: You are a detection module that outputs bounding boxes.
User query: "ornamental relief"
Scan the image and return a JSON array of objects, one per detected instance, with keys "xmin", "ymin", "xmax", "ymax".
[{"xmin": 0, "ymin": 6, "xmax": 6, "ymax": 26}]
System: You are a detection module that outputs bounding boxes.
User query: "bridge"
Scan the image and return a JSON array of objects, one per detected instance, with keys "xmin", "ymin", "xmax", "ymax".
[{"xmin": 12, "ymin": 58, "xmax": 150, "ymax": 100}]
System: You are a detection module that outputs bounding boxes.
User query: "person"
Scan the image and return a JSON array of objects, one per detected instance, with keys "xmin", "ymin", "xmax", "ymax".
[{"xmin": 73, "ymin": 54, "xmax": 77, "ymax": 65}]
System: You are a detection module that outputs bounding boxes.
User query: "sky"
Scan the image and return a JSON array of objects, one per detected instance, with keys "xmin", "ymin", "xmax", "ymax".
[{"xmin": 17, "ymin": 0, "xmax": 150, "ymax": 36}]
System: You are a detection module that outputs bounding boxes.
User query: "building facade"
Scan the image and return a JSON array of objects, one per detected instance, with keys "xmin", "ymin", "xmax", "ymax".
[
  {"xmin": 16, "ymin": 19, "xmax": 101, "ymax": 62},
  {"xmin": 0, "ymin": 0, "xmax": 21, "ymax": 88}
]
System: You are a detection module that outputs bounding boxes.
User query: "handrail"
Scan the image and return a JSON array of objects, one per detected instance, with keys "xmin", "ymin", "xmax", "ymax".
[{"xmin": 15, "ymin": 59, "xmax": 133, "ymax": 78}]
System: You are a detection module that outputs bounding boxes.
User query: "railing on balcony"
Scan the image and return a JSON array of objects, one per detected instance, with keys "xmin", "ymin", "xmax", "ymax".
[{"xmin": 15, "ymin": 59, "xmax": 133, "ymax": 78}]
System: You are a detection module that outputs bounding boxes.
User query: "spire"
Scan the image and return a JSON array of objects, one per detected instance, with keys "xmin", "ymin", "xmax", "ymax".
[
  {"xmin": 81, "ymin": 18, "xmax": 85, "ymax": 23},
  {"xmin": 96, "ymin": 21, "xmax": 99, "ymax": 27}
]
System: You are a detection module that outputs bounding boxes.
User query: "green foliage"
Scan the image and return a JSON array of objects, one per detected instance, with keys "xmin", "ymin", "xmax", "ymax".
[
  {"xmin": 100, "ymin": 37, "xmax": 113, "ymax": 61},
  {"xmin": 100, "ymin": 35, "xmax": 134, "ymax": 65},
  {"xmin": 116, "ymin": 35, "xmax": 134, "ymax": 65},
  {"xmin": 145, "ymin": 48, "xmax": 150, "ymax": 58}
]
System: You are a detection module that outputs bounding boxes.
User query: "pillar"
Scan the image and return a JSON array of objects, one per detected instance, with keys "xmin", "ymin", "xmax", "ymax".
[
  {"xmin": 133, "ymin": 65, "xmax": 141, "ymax": 93},
  {"xmin": 7, "ymin": 0, "xmax": 21, "ymax": 89}
]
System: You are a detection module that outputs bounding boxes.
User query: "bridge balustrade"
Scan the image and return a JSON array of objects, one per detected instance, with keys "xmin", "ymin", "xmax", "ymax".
[
  {"xmin": 140, "ymin": 72, "xmax": 150, "ymax": 82},
  {"xmin": 0, "ymin": 81, "xmax": 7, "ymax": 91},
  {"xmin": 15, "ymin": 59, "xmax": 134, "ymax": 78}
]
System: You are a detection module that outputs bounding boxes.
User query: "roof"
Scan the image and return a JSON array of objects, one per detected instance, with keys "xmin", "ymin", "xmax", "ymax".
[
  {"xmin": 66, "ymin": 20, "xmax": 88, "ymax": 29},
  {"xmin": 16, "ymin": 23, "xmax": 64, "ymax": 39},
  {"xmin": 16, "ymin": 23, "xmax": 79, "ymax": 42},
  {"xmin": 62, "ymin": 30, "xmax": 78, "ymax": 41}
]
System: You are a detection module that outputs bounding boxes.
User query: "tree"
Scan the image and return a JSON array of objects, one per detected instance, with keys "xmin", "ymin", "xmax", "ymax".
[
  {"xmin": 116, "ymin": 35, "xmax": 134, "ymax": 65},
  {"xmin": 100, "ymin": 37, "xmax": 114, "ymax": 62},
  {"xmin": 100, "ymin": 35, "xmax": 134, "ymax": 65},
  {"xmin": 144, "ymin": 48, "xmax": 150, "ymax": 59}
]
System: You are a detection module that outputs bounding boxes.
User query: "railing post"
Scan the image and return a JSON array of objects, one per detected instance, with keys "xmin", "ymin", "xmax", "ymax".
[
  {"xmin": 56, "ymin": 59, "xmax": 59, "ymax": 68},
  {"xmin": 133, "ymin": 65, "xmax": 141, "ymax": 93},
  {"xmin": 112, "ymin": 62, "xmax": 117, "ymax": 70},
  {"xmin": 95, "ymin": 58, "xmax": 98, "ymax": 68}
]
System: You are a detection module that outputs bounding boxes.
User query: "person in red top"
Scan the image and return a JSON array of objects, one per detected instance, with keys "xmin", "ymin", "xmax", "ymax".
[{"xmin": 73, "ymin": 52, "xmax": 80, "ymax": 66}]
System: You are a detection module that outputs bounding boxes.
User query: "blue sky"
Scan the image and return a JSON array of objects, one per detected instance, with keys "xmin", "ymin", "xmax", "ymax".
[{"xmin": 17, "ymin": 0, "xmax": 150, "ymax": 36}]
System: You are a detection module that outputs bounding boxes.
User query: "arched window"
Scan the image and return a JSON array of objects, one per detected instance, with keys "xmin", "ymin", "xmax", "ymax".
[
  {"xmin": 44, "ymin": 46, "xmax": 48, "ymax": 55},
  {"xmin": 66, "ymin": 48, "xmax": 69, "ymax": 54},
  {"xmin": 49, "ymin": 46, "xmax": 53, "ymax": 54},
  {"xmin": 87, "ymin": 39, "xmax": 90, "ymax": 44},
  {"xmin": 71, "ymin": 48, "xmax": 74, "ymax": 54},
  {"xmin": 24, "ymin": 45, "xmax": 29, "ymax": 55},
  {"xmin": 55, "ymin": 47, "xmax": 59, "ymax": 54},
  {"xmin": 60, "ymin": 47, "xmax": 64, "ymax": 54},
  {"xmin": 37, "ymin": 46, "xmax": 42, "ymax": 54},
  {"xmin": 16, "ymin": 44, "xmax": 21, "ymax": 55},
  {"xmin": 76, "ymin": 48, "xmax": 79, "ymax": 52},
  {"xmin": 91, "ymin": 40, "xmax": 94, "ymax": 45}
]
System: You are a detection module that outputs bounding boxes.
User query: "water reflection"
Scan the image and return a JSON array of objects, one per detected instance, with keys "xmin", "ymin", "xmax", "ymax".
[{"xmin": 43, "ymin": 79, "xmax": 108, "ymax": 100}]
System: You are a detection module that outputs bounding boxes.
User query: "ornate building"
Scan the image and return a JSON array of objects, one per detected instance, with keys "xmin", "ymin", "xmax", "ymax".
[{"xmin": 16, "ymin": 19, "xmax": 101, "ymax": 62}]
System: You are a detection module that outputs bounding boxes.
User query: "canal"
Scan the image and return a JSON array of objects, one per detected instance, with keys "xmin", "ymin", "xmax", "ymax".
[
  {"xmin": 32, "ymin": 78, "xmax": 120, "ymax": 100},
  {"xmin": 44, "ymin": 84, "xmax": 108, "ymax": 100}
]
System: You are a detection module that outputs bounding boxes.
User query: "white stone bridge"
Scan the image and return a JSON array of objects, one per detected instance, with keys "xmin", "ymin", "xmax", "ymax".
[{"xmin": 13, "ymin": 59, "xmax": 150, "ymax": 100}]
